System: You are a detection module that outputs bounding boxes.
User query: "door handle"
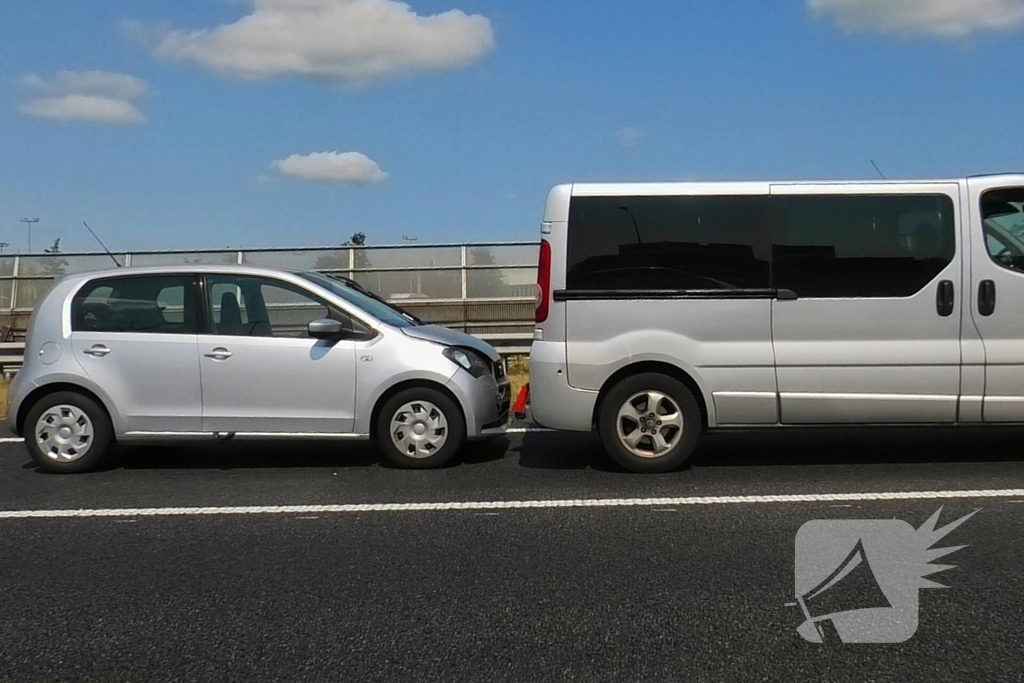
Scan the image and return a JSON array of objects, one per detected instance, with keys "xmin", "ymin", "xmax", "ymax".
[
  {"xmin": 936, "ymin": 280, "xmax": 955, "ymax": 317},
  {"xmin": 979, "ymin": 280, "xmax": 996, "ymax": 317},
  {"xmin": 204, "ymin": 347, "xmax": 233, "ymax": 360},
  {"xmin": 83, "ymin": 344, "xmax": 111, "ymax": 358}
]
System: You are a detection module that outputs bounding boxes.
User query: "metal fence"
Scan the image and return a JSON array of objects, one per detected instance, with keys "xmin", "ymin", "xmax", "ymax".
[{"xmin": 0, "ymin": 242, "xmax": 541, "ymax": 342}]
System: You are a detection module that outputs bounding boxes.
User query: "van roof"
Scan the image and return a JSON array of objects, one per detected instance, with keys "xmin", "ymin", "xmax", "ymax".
[{"xmin": 543, "ymin": 174, "xmax": 1024, "ymax": 222}]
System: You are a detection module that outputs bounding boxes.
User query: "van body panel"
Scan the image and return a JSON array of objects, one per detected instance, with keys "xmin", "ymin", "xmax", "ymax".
[
  {"xmin": 530, "ymin": 340, "xmax": 597, "ymax": 431},
  {"xmin": 564, "ymin": 299, "xmax": 776, "ymax": 426}
]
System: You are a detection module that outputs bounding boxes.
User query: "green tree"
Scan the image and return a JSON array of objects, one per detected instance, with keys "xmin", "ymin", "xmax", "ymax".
[
  {"xmin": 468, "ymin": 247, "xmax": 507, "ymax": 298},
  {"xmin": 316, "ymin": 232, "xmax": 371, "ymax": 271}
]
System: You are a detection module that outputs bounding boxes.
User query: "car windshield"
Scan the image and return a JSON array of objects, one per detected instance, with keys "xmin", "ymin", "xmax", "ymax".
[{"xmin": 298, "ymin": 272, "xmax": 419, "ymax": 328}]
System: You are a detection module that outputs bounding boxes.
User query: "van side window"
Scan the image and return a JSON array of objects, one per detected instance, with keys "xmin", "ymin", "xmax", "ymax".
[
  {"xmin": 567, "ymin": 196, "xmax": 771, "ymax": 291},
  {"xmin": 981, "ymin": 189, "xmax": 1024, "ymax": 274},
  {"xmin": 772, "ymin": 194, "xmax": 955, "ymax": 298},
  {"xmin": 72, "ymin": 276, "xmax": 198, "ymax": 334}
]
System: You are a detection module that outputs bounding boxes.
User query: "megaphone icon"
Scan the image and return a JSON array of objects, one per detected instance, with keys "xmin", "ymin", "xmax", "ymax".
[{"xmin": 796, "ymin": 539, "xmax": 893, "ymax": 643}]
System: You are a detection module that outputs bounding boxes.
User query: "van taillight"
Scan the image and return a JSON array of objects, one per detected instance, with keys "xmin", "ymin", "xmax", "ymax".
[{"xmin": 535, "ymin": 239, "xmax": 552, "ymax": 324}]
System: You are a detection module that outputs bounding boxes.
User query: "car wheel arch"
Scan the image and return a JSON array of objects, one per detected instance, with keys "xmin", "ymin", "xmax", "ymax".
[
  {"xmin": 369, "ymin": 379, "xmax": 467, "ymax": 441},
  {"xmin": 17, "ymin": 382, "xmax": 117, "ymax": 438}
]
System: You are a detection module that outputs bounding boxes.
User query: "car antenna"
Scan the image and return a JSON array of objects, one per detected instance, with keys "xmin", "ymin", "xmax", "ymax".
[
  {"xmin": 870, "ymin": 160, "xmax": 887, "ymax": 179},
  {"xmin": 82, "ymin": 222, "xmax": 122, "ymax": 267}
]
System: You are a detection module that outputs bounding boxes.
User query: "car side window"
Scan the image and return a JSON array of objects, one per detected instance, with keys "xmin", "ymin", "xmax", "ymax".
[
  {"xmin": 206, "ymin": 275, "xmax": 357, "ymax": 339},
  {"xmin": 72, "ymin": 276, "xmax": 198, "ymax": 334}
]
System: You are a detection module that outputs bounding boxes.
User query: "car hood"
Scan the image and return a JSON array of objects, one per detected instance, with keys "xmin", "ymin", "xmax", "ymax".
[{"xmin": 401, "ymin": 325, "xmax": 501, "ymax": 363}]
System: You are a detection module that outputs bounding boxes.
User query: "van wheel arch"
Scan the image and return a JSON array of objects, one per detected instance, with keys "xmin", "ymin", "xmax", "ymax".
[
  {"xmin": 593, "ymin": 362, "xmax": 709, "ymax": 431},
  {"xmin": 369, "ymin": 380, "xmax": 467, "ymax": 441},
  {"xmin": 16, "ymin": 383, "xmax": 116, "ymax": 438}
]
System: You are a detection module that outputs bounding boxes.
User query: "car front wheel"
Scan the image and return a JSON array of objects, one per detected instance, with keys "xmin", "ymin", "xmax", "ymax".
[{"xmin": 376, "ymin": 388, "xmax": 465, "ymax": 469}]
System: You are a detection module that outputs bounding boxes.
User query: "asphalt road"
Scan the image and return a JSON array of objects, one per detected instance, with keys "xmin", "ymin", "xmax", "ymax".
[{"xmin": 2, "ymin": 427, "xmax": 1023, "ymax": 682}]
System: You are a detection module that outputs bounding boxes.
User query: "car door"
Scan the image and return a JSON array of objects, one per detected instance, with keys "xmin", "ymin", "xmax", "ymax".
[
  {"xmin": 966, "ymin": 177, "xmax": 1024, "ymax": 422},
  {"xmin": 770, "ymin": 184, "xmax": 963, "ymax": 424},
  {"xmin": 70, "ymin": 274, "xmax": 203, "ymax": 432},
  {"xmin": 198, "ymin": 274, "xmax": 358, "ymax": 434}
]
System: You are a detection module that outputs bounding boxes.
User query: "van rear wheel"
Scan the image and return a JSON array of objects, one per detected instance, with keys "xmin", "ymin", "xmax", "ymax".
[{"xmin": 598, "ymin": 373, "xmax": 702, "ymax": 473}]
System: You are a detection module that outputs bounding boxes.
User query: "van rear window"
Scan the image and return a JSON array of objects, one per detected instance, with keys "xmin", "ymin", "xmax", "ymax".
[{"xmin": 566, "ymin": 195, "xmax": 771, "ymax": 292}]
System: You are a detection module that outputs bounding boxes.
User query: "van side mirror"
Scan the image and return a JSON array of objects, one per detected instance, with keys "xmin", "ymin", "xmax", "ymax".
[{"xmin": 308, "ymin": 318, "xmax": 348, "ymax": 340}]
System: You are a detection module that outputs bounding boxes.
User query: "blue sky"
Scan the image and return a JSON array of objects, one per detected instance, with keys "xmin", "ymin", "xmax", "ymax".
[{"xmin": 2, "ymin": 0, "xmax": 1024, "ymax": 253}]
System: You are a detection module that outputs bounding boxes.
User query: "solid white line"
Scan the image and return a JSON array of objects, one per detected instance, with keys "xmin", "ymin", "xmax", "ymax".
[{"xmin": 1, "ymin": 489, "xmax": 1021, "ymax": 520}]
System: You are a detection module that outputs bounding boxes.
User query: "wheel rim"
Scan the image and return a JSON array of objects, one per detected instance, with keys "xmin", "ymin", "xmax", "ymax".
[
  {"xmin": 390, "ymin": 401, "xmax": 449, "ymax": 459},
  {"xmin": 616, "ymin": 391, "xmax": 684, "ymax": 459},
  {"xmin": 35, "ymin": 405, "xmax": 94, "ymax": 463}
]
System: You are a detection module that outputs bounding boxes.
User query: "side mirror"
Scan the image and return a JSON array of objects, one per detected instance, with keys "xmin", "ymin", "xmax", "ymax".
[{"xmin": 308, "ymin": 317, "xmax": 348, "ymax": 340}]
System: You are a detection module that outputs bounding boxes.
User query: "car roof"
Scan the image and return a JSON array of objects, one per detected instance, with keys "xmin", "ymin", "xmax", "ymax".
[{"xmin": 59, "ymin": 263, "xmax": 309, "ymax": 284}]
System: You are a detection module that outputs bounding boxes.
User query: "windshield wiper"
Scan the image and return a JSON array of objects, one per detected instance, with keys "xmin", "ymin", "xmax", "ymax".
[{"xmin": 327, "ymin": 274, "xmax": 425, "ymax": 325}]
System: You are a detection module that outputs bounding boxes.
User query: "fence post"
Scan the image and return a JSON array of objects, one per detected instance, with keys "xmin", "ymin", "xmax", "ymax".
[
  {"xmin": 237, "ymin": 251, "xmax": 244, "ymax": 265},
  {"xmin": 461, "ymin": 246, "xmax": 468, "ymax": 300},
  {"xmin": 348, "ymin": 247, "xmax": 355, "ymax": 280},
  {"xmin": 10, "ymin": 256, "xmax": 20, "ymax": 313}
]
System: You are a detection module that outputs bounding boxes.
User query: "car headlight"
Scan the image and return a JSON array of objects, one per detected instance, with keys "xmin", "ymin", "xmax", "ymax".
[{"xmin": 443, "ymin": 347, "xmax": 491, "ymax": 379}]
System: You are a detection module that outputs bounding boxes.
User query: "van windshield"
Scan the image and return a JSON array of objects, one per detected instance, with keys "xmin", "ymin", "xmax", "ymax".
[{"xmin": 298, "ymin": 272, "xmax": 419, "ymax": 328}]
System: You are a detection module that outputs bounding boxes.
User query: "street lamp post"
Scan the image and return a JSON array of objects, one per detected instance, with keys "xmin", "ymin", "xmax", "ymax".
[{"xmin": 20, "ymin": 218, "xmax": 39, "ymax": 253}]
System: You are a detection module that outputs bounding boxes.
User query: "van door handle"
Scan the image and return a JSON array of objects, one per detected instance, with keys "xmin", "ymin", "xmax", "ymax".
[
  {"xmin": 936, "ymin": 280, "xmax": 955, "ymax": 317},
  {"xmin": 83, "ymin": 344, "xmax": 110, "ymax": 358},
  {"xmin": 204, "ymin": 347, "xmax": 233, "ymax": 360},
  {"xmin": 979, "ymin": 280, "xmax": 996, "ymax": 317}
]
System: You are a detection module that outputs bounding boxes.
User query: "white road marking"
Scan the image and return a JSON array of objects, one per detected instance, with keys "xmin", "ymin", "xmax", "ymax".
[
  {"xmin": 0, "ymin": 438, "xmax": 24, "ymax": 444},
  {"xmin": 1, "ymin": 489, "xmax": 1022, "ymax": 520},
  {"xmin": 505, "ymin": 427, "xmax": 556, "ymax": 434}
]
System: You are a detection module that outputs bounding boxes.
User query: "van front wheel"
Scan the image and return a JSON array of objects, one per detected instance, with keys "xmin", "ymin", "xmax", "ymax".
[{"xmin": 598, "ymin": 373, "xmax": 702, "ymax": 473}]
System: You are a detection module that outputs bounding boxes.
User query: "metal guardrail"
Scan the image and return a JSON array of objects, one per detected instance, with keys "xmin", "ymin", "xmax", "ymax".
[{"xmin": 0, "ymin": 242, "xmax": 541, "ymax": 316}]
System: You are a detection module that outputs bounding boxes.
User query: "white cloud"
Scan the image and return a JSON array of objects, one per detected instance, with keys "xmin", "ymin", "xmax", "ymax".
[
  {"xmin": 809, "ymin": 0, "xmax": 1024, "ymax": 37},
  {"xmin": 20, "ymin": 71, "xmax": 148, "ymax": 125},
  {"xmin": 615, "ymin": 127, "xmax": 647, "ymax": 149},
  {"xmin": 271, "ymin": 151, "xmax": 388, "ymax": 185},
  {"xmin": 132, "ymin": 0, "xmax": 495, "ymax": 85}
]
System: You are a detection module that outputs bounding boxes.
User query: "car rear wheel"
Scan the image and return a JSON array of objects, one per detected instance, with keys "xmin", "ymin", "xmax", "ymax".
[
  {"xmin": 598, "ymin": 373, "xmax": 702, "ymax": 473},
  {"xmin": 376, "ymin": 388, "xmax": 465, "ymax": 469},
  {"xmin": 25, "ymin": 391, "xmax": 115, "ymax": 474}
]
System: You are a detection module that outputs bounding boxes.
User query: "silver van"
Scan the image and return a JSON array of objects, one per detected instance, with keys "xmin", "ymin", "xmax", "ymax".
[
  {"xmin": 528, "ymin": 175, "xmax": 1024, "ymax": 473},
  {"xmin": 8, "ymin": 265, "xmax": 510, "ymax": 473}
]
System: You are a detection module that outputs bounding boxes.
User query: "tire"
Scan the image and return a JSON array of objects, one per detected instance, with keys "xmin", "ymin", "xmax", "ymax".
[
  {"xmin": 376, "ymin": 387, "xmax": 466, "ymax": 469},
  {"xmin": 598, "ymin": 373, "xmax": 702, "ymax": 474},
  {"xmin": 24, "ymin": 391, "xmax": 115, "ymax": 474}
]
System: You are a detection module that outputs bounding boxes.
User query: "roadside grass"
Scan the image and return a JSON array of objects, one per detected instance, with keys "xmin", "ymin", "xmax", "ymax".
[{"xmin": 507, "ymin": 354, "xmax": 529, "ymax": 400}]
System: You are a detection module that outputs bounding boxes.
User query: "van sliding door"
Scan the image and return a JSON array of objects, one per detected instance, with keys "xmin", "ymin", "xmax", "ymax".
[{"xmin": 769, "ymin": 184, "xmax": 963, "ymax": 424}]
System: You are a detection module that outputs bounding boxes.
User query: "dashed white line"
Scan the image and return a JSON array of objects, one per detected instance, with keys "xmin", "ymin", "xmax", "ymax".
[
  {"xmin": 1, "ymin": 489, "xmax": 1022, "ymax": 520},
  {"xmin": 505, "ymin": 427, "xmax": 556, "ymax": 434},
  {"xmin": 0, "ymin": 437, "xmax": 24, "ymax": 444}
]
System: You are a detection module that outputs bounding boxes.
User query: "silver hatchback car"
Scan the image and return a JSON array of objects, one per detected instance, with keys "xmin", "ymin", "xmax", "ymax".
[{"xmin": 8, "ymin": 265, "xmax": 510, "ymax": 473}]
